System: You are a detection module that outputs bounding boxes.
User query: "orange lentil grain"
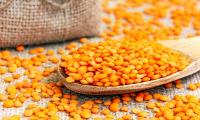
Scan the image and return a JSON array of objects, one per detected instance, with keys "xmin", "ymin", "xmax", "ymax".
[
  {"xmin": 80, "ymin": 38, "xmax": 88, "ymax": 43},
  {"xmin": 109, "ymin": 103, "xmax": 119, "ymax": 112},
  {"xmin": 188, "ymin": 83, "xmax": 197, "ymax": 90},
  {"xmin": 12, "ymin": 74, "xmax": 20, "ymax": 79},
  {"xmin": 3, "ymin": 100, "xmax": 14, "ymax": 108},
  {"xmin": 14, "ymin": 100, "xmax": 22, "ymax": 107},
  {"xmin": 80, "ymin": 109, "xmax": 92, "ymax": 119},
  {"xmin": 101, "ymin": 109, "xmax": 110, "ymax": 115},
  {"xmin": 120, "ymin": 106, "xmax": 128, "ymax": 112},
  {"xmin": 24, "ymin": 109, "xmax": 33, "ymax": 117},
  {"xmin": 0, "ymin": 94, "xmax": 6, "ymax": 101},
  {"xmin": 16, "ymin": 45, "xmax": 25, "ymax": 52},
  {"xmin": 176, "ymin": 83, "xmax": 184, "ymax": 89},
  {"xmin": 122, "ymin": 115, "xmax": 131, "ymax": 120},
  {"xmin": 4, "ymin": 77, "xmax": 13, "ymax": 83},
  {"xmin": 164, "ymin": 82, "xmax": 173, "ymax": 88}
]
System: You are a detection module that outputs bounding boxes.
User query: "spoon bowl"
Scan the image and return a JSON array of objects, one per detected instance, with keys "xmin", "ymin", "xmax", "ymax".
[{"xmin": 58, "ymin": 37, "xmax": 200, "ymax": 95}]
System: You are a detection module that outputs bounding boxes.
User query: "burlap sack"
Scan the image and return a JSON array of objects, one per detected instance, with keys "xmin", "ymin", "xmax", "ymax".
[{"xmin": 0, "ymin": 0, "xmax": 100, "ymax": 48}]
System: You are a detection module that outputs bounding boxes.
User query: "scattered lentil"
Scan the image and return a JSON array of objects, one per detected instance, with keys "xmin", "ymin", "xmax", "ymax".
[
  {"xmin": 188, "ymin": 83, "xmax": 198, "ymax": 90},
  {"xmin": 16, "ymin": 45, "xmax": 25, "ymax": 52}
]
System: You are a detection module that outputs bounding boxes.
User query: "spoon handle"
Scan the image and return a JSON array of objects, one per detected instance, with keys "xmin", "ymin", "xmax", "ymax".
[{"xmin": 159, "ymin": 36, "xmax": 200, "ymax": 60}]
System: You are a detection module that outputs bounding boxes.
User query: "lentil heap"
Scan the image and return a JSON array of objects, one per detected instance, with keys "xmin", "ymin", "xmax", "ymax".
[{"xmin": 61, "ymin": 40, "xmax": 190, "ymax": 86}]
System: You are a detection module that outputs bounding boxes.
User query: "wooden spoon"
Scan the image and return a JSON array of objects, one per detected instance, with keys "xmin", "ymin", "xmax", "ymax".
[{"xmin": 58, "ymin": 37, "xmax": 200, "ymax": 95}]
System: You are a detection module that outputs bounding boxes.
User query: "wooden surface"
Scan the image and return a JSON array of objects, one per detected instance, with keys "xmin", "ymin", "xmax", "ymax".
[{"xmin": 59, "ymin": 37, "xmax": 200, "ymax": 95}]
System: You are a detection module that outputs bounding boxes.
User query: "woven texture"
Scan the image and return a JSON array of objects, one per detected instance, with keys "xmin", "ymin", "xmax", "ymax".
[{"xmin": 0, "ymin": 0, "xmax": 100, "ymax": 48}]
